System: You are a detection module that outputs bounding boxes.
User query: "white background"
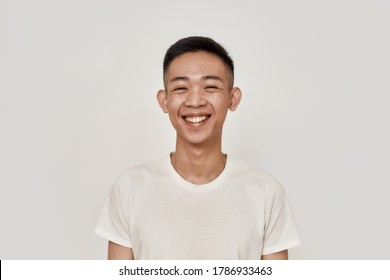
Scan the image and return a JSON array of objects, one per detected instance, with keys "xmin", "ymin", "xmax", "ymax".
[{"xmin": 1, "ymin": 0, "xmax": 389, "ymax": 259}]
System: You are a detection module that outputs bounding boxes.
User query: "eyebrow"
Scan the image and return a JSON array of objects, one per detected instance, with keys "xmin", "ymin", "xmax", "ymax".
[
  {"xmin": 169, "ymin": 75, "xmax": 224, "ymax": 83},
  {"xmin": 202, "ymin": 75, "xmax": 224, "ymax": 82},
  {"xmin": 169, "ymin": 76, "xmax": 189, "ymax": 83}
]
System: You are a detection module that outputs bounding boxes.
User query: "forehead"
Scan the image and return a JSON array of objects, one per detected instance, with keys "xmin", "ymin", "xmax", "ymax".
[{"xmin": 165, "ymin": 51, "xmax": 230, "ymax": 81}]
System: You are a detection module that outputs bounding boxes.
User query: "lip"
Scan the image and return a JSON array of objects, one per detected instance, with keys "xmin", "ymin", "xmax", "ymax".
[
  {"xmin": 181, "ymin": 113, "xmax": 212, "ymax": 127},
  {"xmin": 181, "ymin": 112, "xmax": 211, "ymax": 118}
]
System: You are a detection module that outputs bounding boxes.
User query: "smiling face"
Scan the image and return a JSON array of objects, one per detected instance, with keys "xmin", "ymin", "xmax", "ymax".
[{"xmin": 157, "ymin": 51, "xmax": 241, "ymax": 146}]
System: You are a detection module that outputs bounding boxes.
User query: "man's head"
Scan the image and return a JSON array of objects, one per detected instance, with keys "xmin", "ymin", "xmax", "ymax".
[
  {"xmin": 157, "ymin": 36, "xmax": 242, "ymax": 146},
  {"xmin": 163, "ymin": 36, "xmax": 234, "ymax": 88}
]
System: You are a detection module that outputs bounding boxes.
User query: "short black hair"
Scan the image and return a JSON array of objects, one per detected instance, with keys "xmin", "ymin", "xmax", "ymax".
[{"xmin": 163, "ymin": 36, "xmax": 234, "ymax": 85}]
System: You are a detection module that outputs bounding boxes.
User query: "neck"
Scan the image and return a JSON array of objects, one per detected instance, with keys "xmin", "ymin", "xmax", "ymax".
[{"xmin": 171, "ymin": 139, "xmax": 227, "ymax": 185}]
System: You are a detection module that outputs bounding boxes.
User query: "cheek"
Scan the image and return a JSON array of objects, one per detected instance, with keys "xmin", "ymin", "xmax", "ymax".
[
  {"xmin": 167, "ymin": 96, "xmax": 182, "ymax": 108},
  {"xmin": 212, "ymin": 95, "xmax": 230, "ymax": 109},
  {"xmin": 166, "ymin": 99, "xmax": 182, "ymax": 122}
]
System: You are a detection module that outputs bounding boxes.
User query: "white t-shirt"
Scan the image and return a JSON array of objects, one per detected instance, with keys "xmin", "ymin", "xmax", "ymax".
[{"xmin": 94, "ymin": 155, "xmax": 300, "ymax": 259}]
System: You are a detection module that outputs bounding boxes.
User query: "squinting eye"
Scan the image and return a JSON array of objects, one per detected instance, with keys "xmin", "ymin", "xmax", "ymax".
[
  {"xmin": 174, "ymin": 87, "xmax": 187, "ymax": 91},
  {"xmin": 205, "ymin": 86, "xmax": 219, "ymax": 90}
]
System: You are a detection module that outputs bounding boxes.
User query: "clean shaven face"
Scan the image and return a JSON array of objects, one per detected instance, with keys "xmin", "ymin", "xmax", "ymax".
[{"xmin": 158, "ymin": 51, "xmax": 241, "ymax": 146}]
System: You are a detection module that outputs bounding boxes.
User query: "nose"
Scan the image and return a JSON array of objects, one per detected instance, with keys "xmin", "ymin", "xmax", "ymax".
[{"xmin": 184, "ymin": 87, "xmax": 207, "ymax": 107}]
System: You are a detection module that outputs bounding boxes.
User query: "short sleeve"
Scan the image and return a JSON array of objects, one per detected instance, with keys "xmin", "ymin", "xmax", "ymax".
[
  {"xmin": 94, "ymin": 174, "xmax": 132, "ymax": 248},
  {"xmin": 262, "ymin": 176, "xmax": 301, "ymax": 255}
]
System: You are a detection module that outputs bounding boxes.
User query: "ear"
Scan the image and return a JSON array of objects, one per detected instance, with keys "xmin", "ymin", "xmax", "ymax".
[
  {"xmin": 157, "ymin": 89, "xmax": 169, "ymax": 113},
  {"xmin": 229, "ymin": 87, "xmax": 242, "ymax": 111}
]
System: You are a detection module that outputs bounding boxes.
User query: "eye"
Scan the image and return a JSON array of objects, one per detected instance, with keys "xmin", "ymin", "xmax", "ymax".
[
  {"xmin": 205, "ymin": 85, "xmax": 220, "ymax": 92},
  {"xmin": 173, "ymin": 87, "xmax": 188, "ymax": 92}
]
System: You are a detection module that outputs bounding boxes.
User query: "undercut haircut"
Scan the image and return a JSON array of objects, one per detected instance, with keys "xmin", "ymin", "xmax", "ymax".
[{"xmin": 163, "ymin": 36, "xmax": 234, "ymax": 86}]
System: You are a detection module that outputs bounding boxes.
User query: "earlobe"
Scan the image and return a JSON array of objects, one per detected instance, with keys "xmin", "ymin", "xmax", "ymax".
[
  {"xmin": 229, "ymin": 87, "xmax": 242, "ymax": 111},
  {"xmin": 157, "ymin": 89, "xmax": 169, "ymax": 113}
]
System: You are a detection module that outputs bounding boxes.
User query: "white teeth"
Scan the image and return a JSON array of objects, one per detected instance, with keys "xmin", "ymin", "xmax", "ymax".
[{"xmin": 185, "ymin": 115, "xmax": 208, "ymax": 123}]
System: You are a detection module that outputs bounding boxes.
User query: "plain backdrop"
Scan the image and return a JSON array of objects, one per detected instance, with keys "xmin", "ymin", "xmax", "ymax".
[{"xmin": 1, "ymin": 0, "xmax": 389, "ymax": 259}]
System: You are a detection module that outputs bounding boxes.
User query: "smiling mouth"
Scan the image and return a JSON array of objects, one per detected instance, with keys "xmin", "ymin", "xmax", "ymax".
[{"xmin": 183, "ymin": 115, "xmax": 210, "ymax": 124}]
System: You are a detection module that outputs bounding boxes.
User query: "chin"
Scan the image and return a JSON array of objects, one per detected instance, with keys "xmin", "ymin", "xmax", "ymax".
[
  {"xmin": 182, "ymin": 133, "xmax": 219, "ymax": 146},
  {"xmin": 184, "ymin": 137, "xmax": 208, "ymax": 145}
]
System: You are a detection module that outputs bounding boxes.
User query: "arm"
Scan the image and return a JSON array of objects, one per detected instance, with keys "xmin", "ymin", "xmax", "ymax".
[
  {"xmin": 261, "ymin": 249, "xmax": 288, "ymax": 260},
  {"xmin": 108, "ymin": 241, "xmax": 134, "ymax": 260}
]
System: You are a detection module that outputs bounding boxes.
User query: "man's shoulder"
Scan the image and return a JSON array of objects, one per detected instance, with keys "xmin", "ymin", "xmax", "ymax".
[
  {"xmin": 113, "ymin": 155, "xmax": 169, "ymax": 185},
  {"xmin": 124, "ymin": 155, "xmax": 169, "ymax": 176},
  {"xmin": 229, "ymin": 156, "xmax": 269, "ymax": 177},
  {"xmin": 228, "ymin": 156, "xmax": 282, "ymax": 189}
]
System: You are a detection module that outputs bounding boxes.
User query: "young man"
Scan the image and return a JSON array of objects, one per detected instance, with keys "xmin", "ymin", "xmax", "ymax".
[{"xmin": 95, "ymin": 36, "xmax": 300, "ymax": 260}]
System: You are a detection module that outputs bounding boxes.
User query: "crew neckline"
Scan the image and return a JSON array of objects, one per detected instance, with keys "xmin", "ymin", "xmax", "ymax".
[{"xmin": 165, "ymin": 154, "xmax": 233, "ymax": 192}]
